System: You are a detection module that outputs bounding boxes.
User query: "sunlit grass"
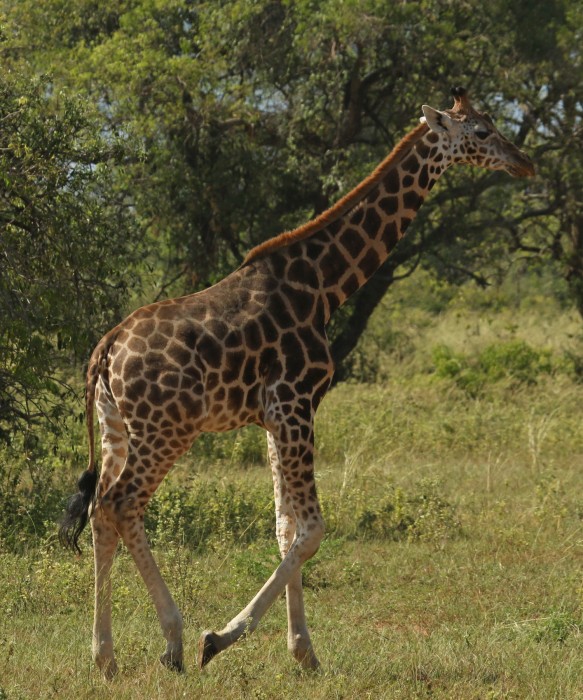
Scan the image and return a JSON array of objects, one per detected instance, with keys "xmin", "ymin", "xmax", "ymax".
[{"xmin": 1, "ymin": 278, "xmax": 583, "ymax": 697}]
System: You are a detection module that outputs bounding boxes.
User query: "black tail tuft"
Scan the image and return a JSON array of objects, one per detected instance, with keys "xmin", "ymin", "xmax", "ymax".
[{"xmin": 58, "ymin": 469, "xmax": 98, "ymax": 554}]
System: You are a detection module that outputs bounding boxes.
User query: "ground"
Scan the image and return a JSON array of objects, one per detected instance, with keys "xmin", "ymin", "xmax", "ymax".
[{"xmin": 1, "ymin": 274, "xmax": 582, "ymax": 698}]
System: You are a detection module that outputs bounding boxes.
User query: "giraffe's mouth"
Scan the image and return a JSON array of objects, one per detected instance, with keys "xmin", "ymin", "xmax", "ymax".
[
  {"xmin": 509, "ymin": 161, "xmax": 536, "ymax": 178},
  {"xmin": 507, "ymin": 152, "xmax": 536, "ymax": 178}
]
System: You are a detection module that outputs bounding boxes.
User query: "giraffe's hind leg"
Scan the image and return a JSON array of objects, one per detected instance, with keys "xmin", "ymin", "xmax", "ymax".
[
  {"xmin": 268, "ymin": 432, "xmax": 320, "ymax": 669},
  {"xmin": 99, "ymin": 433, "xmax": 194, "ymax": 673},
  {"xmin": 91, "ymin": 506, "xmax": 120, "ymax": 679},
  {"xmin": 91, "ymin": 381, "xmax": 126, "ymax": 678}
]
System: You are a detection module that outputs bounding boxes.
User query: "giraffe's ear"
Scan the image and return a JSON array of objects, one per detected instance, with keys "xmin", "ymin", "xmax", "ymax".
[{"xmin": 421, "ymin": 105, "xmax": 454, "ymax": 133}]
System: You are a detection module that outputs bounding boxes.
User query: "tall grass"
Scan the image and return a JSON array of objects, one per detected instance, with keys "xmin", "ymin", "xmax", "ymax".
[{"xmin": 1, "ymin": 274, "xmax": 582, "ymax": 697}]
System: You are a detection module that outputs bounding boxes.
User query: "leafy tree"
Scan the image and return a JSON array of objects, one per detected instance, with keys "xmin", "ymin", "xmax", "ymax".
[
  {"xmin": 0, "ymin": 72, "xmax": 140, "ymax": 441},
  {"xmin": 3, "ymin": 0, "xmax": 582, "ymax": 384}
]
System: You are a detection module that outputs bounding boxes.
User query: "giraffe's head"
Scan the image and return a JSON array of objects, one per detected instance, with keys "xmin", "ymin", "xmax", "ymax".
[{"xmin": 420, "ymin": 87, "xmax": 535, "ymax": 178}]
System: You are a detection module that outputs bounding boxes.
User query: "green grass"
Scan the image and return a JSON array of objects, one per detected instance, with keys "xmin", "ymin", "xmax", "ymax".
[
  {"xmin": 1, "ymin": 277, "xmax": 583, "ymax": 697},
  {"xmin": 1, "ymin": 519, "xmax": 582, "ymax": 698}
]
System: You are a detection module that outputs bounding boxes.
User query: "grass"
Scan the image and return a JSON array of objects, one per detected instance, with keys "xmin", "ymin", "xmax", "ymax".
[
  {"xmin": 1, "ymin": 520, "xmax": 582, "ymax": 698},
  {"xmin": 1, "ymin": 275, "xmax": 583, "ymax": 697}
]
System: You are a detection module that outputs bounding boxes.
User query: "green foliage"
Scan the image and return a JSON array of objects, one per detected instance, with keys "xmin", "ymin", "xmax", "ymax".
[
  {"xmin": 0, "ymin": 442, "xmax": 69, "ymax": 553},
  {"xmin": 143, "ymin": 473, "xmax": 460, "ymax": 553},
  {"xmin": 195, "ymin": 425, "xmax": 268, "ymax": 466},
  {"xmin": 145, "ymin": 478, "xmax": 274, "ymax": 550},
  {"xmin": 0, "ymin": 71, "xmax": 140, "ymax": 442},
  {"xmin": 529, "ymin": 609, "xmax": 582, "ymax": 645},
  {"xmin": 565, "ymin": 352, "xmax": 583, "ymax": 383},
  {"xmin": 479, "ymin": 342, "xmax": 553, "ymax": 382},
  {"xmin": 352, "ymin": 479, "xmax": 461, "ymax": 544},
  {"xmin": 534, "ymin": 473, "xmax": 569, "ymax": 526},
  {"xmin": 432, "ymin": 340, "xmax": 558, "ymax": 395}
]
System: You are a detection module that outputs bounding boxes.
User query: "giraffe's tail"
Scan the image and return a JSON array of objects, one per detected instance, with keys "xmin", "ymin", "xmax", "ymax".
[{"xmin": 58, "ymin": 349, "xmax": 102, "ymax": 554}]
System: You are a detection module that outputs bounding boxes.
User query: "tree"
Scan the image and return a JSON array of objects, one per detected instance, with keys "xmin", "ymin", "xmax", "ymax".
[
  {"xmin": 0, "ymin": 72, "xmax": 140, "ymax": 441},
  {"xmin": 4, "ymin": 0, "xmax": 582, "ymax": 383}
]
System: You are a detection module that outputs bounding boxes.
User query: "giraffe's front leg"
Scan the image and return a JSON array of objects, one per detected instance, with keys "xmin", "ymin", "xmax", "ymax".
[
  {"xmin": 268, "ymin": 432, "xmax": 320, "ymax": 669},
  {"xmin": 198, "ymin": 514, "xmax": 324, "ymax": 669},
  {"xmin": 198, "ymin": 417, "xmax": 324, "ymax": 669}
]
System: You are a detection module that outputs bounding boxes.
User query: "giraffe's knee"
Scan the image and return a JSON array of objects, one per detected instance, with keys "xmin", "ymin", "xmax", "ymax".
[
  {"xmin": 299, "ymin": 515, "xmax": 325, "ymax": 561},
  {"xmin": 275, "ymin": 513, "xmax": 296, "ymax": 556},
  {"xmin": 99, "ymin": 488, "xmax": 140, "ymax": 529}
]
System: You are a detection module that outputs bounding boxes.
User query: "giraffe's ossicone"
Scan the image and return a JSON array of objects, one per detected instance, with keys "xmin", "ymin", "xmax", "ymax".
[{"xmin": 59, "ymin": 88, "xmax": 534, "ymax": 677}]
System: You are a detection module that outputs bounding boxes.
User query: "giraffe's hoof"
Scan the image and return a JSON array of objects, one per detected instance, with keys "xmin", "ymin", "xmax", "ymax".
[
  {"xmin": 296, "ymin": 649, "xmax": 321, "ymax": 671},
  {"xmin": 198, "ymin": 630, "xmax": 221, "ymax": 669},
  {"xmin": 95, "ymin": 655, "xmax": 118, "ymax": 680},
  {"xmin": 160, "ymin": 650, "xmax": 184, "ymax": 673},
  {"xmin": 289, "ymin": 634, "xmax": 321, "ymax": 671}
]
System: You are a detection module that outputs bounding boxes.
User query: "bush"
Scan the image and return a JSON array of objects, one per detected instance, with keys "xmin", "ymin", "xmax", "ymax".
[
  {"xmin": 317, "ymin": 472, "xmax": 461, "ymax": 546},
  {"xmin": 432, "ymin": 340, "xmax": 558, "ymax": 395},
  {"xmin": 195, "ymin": 425, "xmax": 267, "ymax": 466},
  {"xmin": 145, "ymin": 477, "xmax": 275, "ymax": 550},
  {"xmin": 478, "ymin": 341, "xmax": 553, "ymax": 383},
  {"xmin": 350, "ymin": 479, "xmax": 461, "ymax": 544},
  {"xmin": 530, "ymin": 609, "xmax": 582, "ymax": 645},
  {"xmin": 0, "ymin": 441, "xmax": 69, "ymax": 553},
  {"xmin": 145, "ymin": 475, "xmax": 461, "ymax": 551}
]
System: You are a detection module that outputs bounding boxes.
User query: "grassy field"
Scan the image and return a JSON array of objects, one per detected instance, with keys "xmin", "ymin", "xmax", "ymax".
[{"xmin": 1, "ymin": 276, "xmax": 583, "ymax": 698}]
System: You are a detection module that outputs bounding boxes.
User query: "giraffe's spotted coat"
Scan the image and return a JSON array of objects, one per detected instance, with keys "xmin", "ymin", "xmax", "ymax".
[{"xmin": 62, "ymin": 88, "xmax": 534, "ymax": 677}]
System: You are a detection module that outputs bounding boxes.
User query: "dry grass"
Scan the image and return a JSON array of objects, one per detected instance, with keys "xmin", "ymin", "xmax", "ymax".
[{"xmin": 1, "ymin": 277, "xmax": 583, "ymax": 698}]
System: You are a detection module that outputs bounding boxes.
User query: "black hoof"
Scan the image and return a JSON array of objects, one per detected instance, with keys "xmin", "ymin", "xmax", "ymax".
[
  {"xmin": 198, "ymin": 630, "xmax": 220, "ymax": 669},
  {"xmin": 160, "ymin": 651, "xmax": 184, "ymax": 673}
]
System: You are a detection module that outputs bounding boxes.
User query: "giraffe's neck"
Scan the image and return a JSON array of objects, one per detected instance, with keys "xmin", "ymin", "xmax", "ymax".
[
  {"xmin": 312, "ymin": 128, "xmax": 449, "ymax": 319},
  {"xmin": 254, "ymin": 125, "xmax": 452, "ymax": 323}
]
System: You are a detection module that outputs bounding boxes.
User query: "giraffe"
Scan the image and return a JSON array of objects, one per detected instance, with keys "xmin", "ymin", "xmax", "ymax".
[{"xmin": 59, "ymin": 87, "xmax": 534, "ymax": 677}]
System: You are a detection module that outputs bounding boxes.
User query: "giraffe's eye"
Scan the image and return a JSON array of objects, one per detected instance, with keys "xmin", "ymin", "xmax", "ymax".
[{"xmin": 475, "ymin": 129, "xmax": 490, "ymax": 140}]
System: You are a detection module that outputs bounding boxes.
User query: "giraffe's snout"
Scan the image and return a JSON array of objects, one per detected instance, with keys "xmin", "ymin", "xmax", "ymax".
[{"xmin": 507, "ymin": 148, "xmax": 535, "ymax": 178}]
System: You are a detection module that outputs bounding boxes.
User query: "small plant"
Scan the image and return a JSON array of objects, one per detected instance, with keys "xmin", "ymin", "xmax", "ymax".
[
  {"xmin": 0, "ymin": 440, "xmax": 69, "ymax": 553},
  {"xmin": 530, "ymin": 609, "xmax": 582, "ymax": 645},
  {"xmin": 478, "ymin": 340, "xmax": 553, "ymax": 384},
  {"xmin": 432, "ymin": 344, "xmax": 467, "ymax": 380},
  {"xmin": 351, "ymin": 479, "xmax": 461, "ymax": 544},
  {"xmin": 145, "ymin": 476, "xmax": 274, "ymax": 550},
  {"xmin": 534, "ymin": 473, "xmax": 569, "ymax": 527}
]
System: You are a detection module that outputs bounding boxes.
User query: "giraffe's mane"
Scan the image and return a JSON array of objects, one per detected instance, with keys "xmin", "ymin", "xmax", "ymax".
[{"xmin": 241, "ymin": 121, "xmax": 430, "ymax": 266}]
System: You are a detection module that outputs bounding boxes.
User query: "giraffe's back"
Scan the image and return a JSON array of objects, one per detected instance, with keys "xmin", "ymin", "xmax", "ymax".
[{"xmin": 92, "ymin": 259, "xmax": 327, "ymax": 442}]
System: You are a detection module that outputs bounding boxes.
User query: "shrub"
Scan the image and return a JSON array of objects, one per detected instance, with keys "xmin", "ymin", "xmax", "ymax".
[
  {"xmin": 195, "ymin": 425, "xmax": 267, "ymax": 466},
  {"xmin": 352, "ymin": 479, "xmax": 461, "ymax": 544},
  {"xmin": 0, "ymin": 441, "xmax": 69, "ymax": 553},
  {"xmin": 478, "ymin": 340, "xmax": 553, "ymax": 384},
  {"xmin": 530, "ymin": 609, "xmax": 582, "ymax": 645},
  {"xmin": 432, "ymin": 340, "xmax": 557, "ymax": 395},
  {"xmin": 145, "ymin": 477, "xmax": 274, "ymax": 550},
  {"xmin": 145, "ymin": 475, "xmax": 461, "ymax": 551}
]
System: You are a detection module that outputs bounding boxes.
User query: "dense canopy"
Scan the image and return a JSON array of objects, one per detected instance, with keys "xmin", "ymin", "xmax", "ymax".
[{"xmin": 1, "ymin": 0, "xmax": 582, "ymax": 434}]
